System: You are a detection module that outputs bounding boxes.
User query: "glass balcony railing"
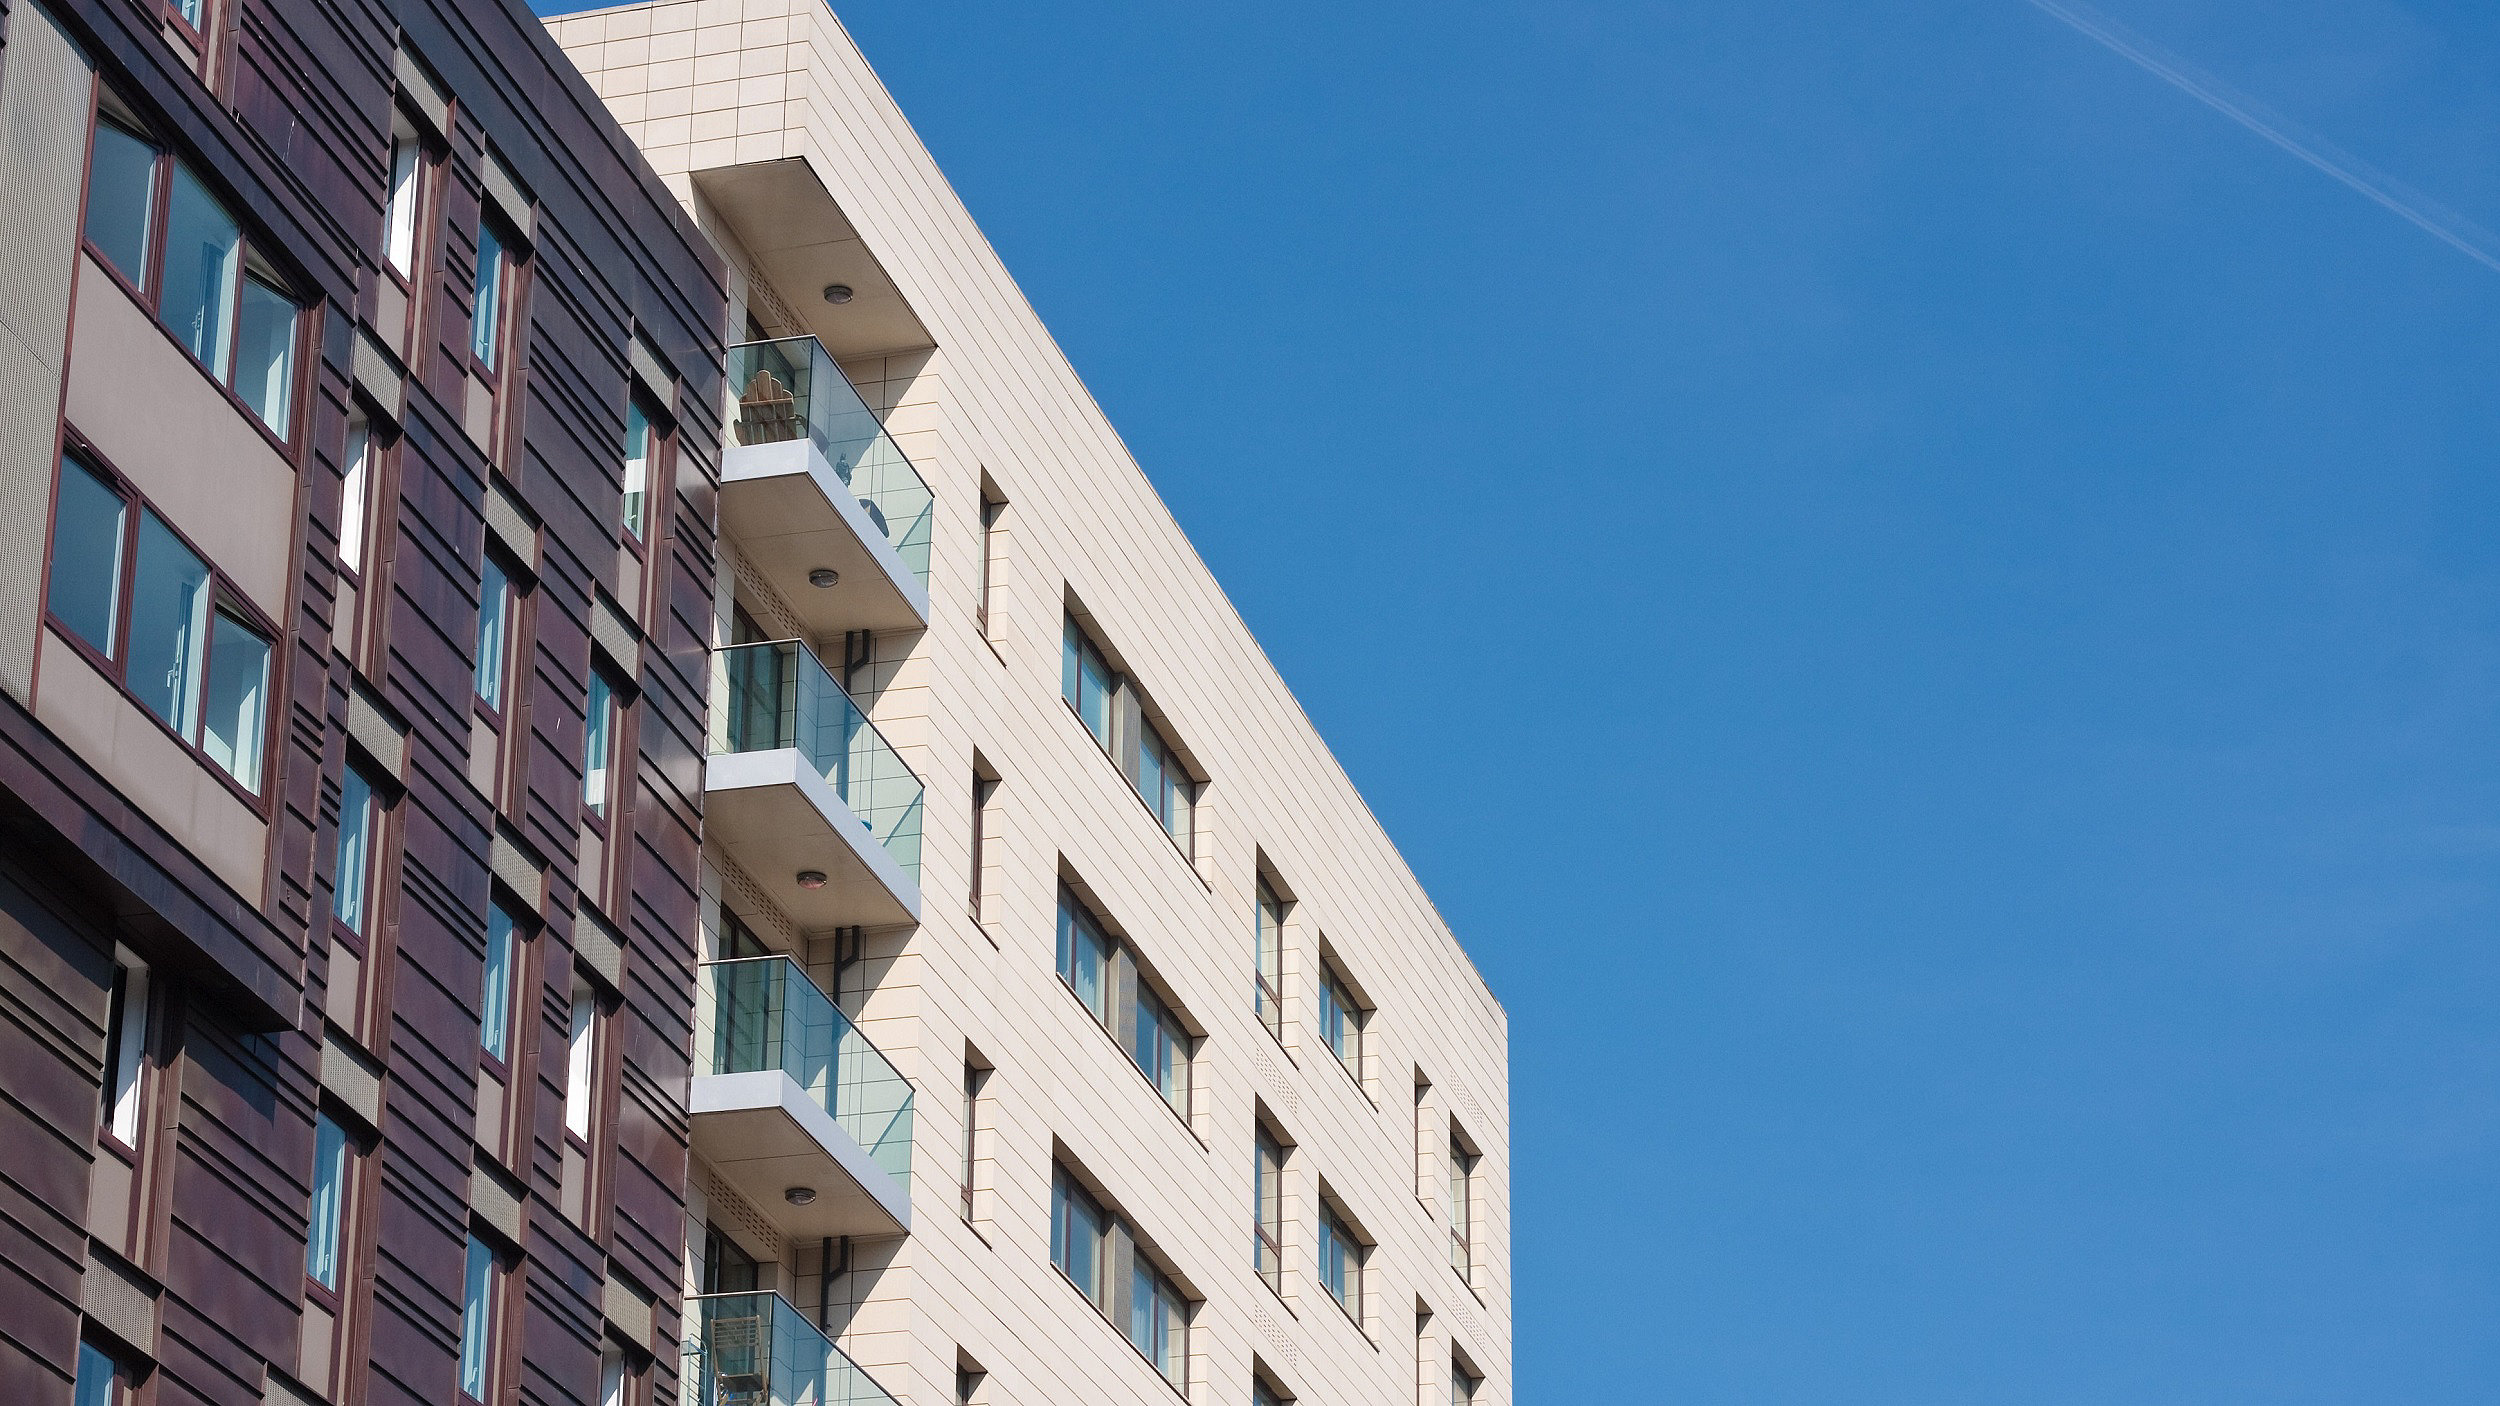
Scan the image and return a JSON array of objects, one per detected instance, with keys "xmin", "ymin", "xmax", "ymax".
[
  {"xmin": 726, "ymin": 335, "xmax": 933, "ymax": 586},
  {"xmin": 695, "ymin": 956, "xmax": 914, "ymax": 1184},
  {"xmin": 711, "ymin": 639, "xmax": 924, "ymax": 879},
  {"xmin": 683, "ymin": 1291, "xmax": 898, "ymax": 1406}
]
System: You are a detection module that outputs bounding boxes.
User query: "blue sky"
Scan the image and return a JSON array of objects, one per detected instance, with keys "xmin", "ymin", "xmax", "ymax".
[{"xmin": 569, "ymin": 0, "xmax": 2500, "ymax": 1398}]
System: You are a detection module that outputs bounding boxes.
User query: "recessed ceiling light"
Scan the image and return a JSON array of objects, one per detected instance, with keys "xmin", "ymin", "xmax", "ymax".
[
  {"xmin": 808, "ymin": 568, "xmax": 839, "ymax": 588},
  {"xmin": 784, "ymin": 1185, "xmax": 818, "ymax": 1206},
  {"xmin": 796, "ymin": 870, "xmax": 827, "ymax": 890},
  {"xmin": 822, "ymin": 284, "xmax": 854, "ymax": 305}
]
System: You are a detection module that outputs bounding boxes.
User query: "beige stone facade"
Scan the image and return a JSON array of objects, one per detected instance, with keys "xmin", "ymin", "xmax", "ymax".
[{"xmin": 547, "ymin": 4, "xmax": 1512, "ymax": 1402}]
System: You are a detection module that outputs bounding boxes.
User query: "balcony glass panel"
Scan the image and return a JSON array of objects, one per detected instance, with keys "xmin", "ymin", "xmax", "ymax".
[
  {"xmin": 697, "ymin": 956, "xmax": 914, "ymax": 1182},
  {"xmin": 712, "ymin": 639, "xmax": 924, "ymax": 878},
  {"xmin": 726, "ymin": 336, "xmax": 932, "ymax": 585},
  {"xmin": 684, "ymin": 1291, "xmax": 898, "ymax": 1406}
]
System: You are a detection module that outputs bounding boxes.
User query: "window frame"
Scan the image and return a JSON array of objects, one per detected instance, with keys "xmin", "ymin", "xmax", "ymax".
[
  {"xmin": 456, "ymin": 1232, "xmax": 507, "ymax": 1406},
  {"xmin": 303, "ymin": 1107, "xmax": 368, "ymax": 1308},
  {"xmin": 1050, "ymin": 1163, "xmax": 1192, "ymax": 1392},
  {"xmin": 1317, "ymin": 1197, "xmax": 1368, "ymax": 1324},
  {"xmin": 1254, "ymin": 878, "xmax": 1288, "ymax": 1043},
  {"xmin": 1317, "ymin": 959, "xmax": 1367, "ymax": 1082},
  {"xmin": 99, "ymin": 948, "xmax": 153, "ymax": 1152},
  {"xmin": 1449, "ymin": 1128, "xmax": 1481, "ymax": 1284},
  {"xmin": 478, "ymin": 898, "xmax": 527, "ymax": 1077},
  {"xmin": 43, "ymin": 445, "xmax": 282, "ymax": 807},
  {"xmin": 77, "ymin": 94, "xmax": 307, "ymax": 448}
]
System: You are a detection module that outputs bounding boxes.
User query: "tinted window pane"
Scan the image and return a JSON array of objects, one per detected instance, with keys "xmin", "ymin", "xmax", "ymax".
[
  {"xmin": 481, "ymin": 904, "xmax": 515, "ymax": 1061},
  {"xmin": 73, "ymin": 1342, "xmax": 115, "ymax": 1406},
  {"xmin": 474, "ymin": 557, "xmax": 508, "ymax": 707},
  {"xmin": 384, "ymin": 136, "xmax": 420, "ymax": 276},
  {"xmin": 472, "ymin": 222, "xmax": 505, "ymax": 368},
  {"xmin": 85, "ymin": 121, "xmax": 157, "ymax": 282},
  {"xmin": 582, "ymin": 672, "xmax": 613, "ymax": 815},
  {"xmin": 622, "ymin": 400, "xmax": 650, "ymax": 539},
  {"xmin": 334, "ymin": 766, "xmax": 374, "ymax": 930},
  {"xmin": 128, "ymin": 511, "xmax": 211, "ymax": 735},
  {"xmin": 200, "ymin": 609, "xmax": 270, "ymax": 791},
  {"xmin": 161, "ymin": 164, "xmax": 240, "ymax": 378},
  {"xmin": 48, "ymin": 458, "xmax": 125, "ymax": 657},
  {"xmin": 234, "ymin": 274, "xmax": 296, "ymax": 436},
  {"xmin": 306, "ymin": 1113, "xmax": 347, "ymax": 1289},
  {"xmin": 457, "ymin": 1235, "xmax": 493, "ymax": 1399}
]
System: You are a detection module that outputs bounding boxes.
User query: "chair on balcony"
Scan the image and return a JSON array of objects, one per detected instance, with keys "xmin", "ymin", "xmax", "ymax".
[{"xmin": 736, "ymin": 370, "xmax": 802, "ymax": 446}]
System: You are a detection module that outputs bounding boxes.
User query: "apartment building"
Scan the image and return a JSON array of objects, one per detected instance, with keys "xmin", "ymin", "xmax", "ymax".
[
  {"xmin": 0, "ymin": 3, "xmax": 723, "ymax": 1406},
  {"xmin": 544, "ymin": 4, "xmax": 1513, "ymax": 1406}
]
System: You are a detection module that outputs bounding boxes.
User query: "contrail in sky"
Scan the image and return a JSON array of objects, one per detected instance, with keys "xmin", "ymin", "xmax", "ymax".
[{"xmin": 2022, "ymin": 0, "xmax": 2500, "ymax": 274}]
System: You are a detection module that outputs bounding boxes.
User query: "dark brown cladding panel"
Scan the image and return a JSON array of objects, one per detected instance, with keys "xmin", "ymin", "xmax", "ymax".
[{"xmin": 1, "ymin": 1, "xmax": 726, "ymax": 1405}]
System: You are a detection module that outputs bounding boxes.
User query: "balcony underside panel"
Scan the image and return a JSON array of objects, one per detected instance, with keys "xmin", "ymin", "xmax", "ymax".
[
  {"xmin": 692, "ymin": 1070, "xmax": 909, "ymax": 1239},
  {"xmin": 704, "ymin": 748, "xmax": 920, "ymax": 928}
]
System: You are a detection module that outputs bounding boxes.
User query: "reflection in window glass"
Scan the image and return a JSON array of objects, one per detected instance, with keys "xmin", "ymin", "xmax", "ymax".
[
  {"xmin": 457, "ymin": 1234, "xmax": 494, "ymax": 1400},
  {"xmin": 307, "ymin": 1112, "xmax": 348, "ymax": 1290},
  {"xmin": 622, "ymin": 400, "xmax": 651, "ymax": 540},
  {"xmin": 383, "ymin": 134, "xmax": 421, "ymax": 276},
  {"xmin": 85, "ymin": 120, "xmax": 158, "ymax": 282},
  {"xmin": 340, "ymin": 420, "xmax": 372, "ymax": 574},
  {"xmin": 1050, "ymin": 1167, "xmax": 1105, "ymax": 1304},
  {"xmin": 1054, "ymin": 887, "xmax": 1110, "ymax": 1025},
  {"xmin": 73, "ymin": 1341, "xmax": 116, "ymax": 1406},
  {"xmin": 1131, "ymin": 985, "xmax": 1188, "ymax": 1115},
  {"xmin": 474, "ymin": 556, "xmax": 509, "ymax": 708},
  {"xmin": 160, "ymin": 164, "xmax": 240, "ymax": 379},
  {"xmin": 582, "ymin": 671, "xmax": 614, "ymax": 816},
  {"xmin": 172, "ymin": 0, "xmax": 204, "ymax": 28},
  {"xmin": 1319, "ymin": 1203, "xmax": 1362, "ymax": 1315},
  {"xmin": 1060, "ymin": 618, "xmax": 1113, "ymax": 749},
  {"xmin": 480, "ymin": 903, "xmax": 516, "ymax": 1062},
  {"xmin": 472, "ymin": 222, "xmax": 506, "ymax": 369},
  {"xmin": 200, "ymin": 607, "xmax": 270, "ymax": 792},
  {"xmin": 564, "ymin": 983, "xmax": 595, "ymax": 1140},
  {"xmin": 1319, "ymin": 964, "xmax": 1362, "ymax": 1074},
  {"xmin": 128, "ymin": 511, "xmax": 211, "ymax": 736},
  {"xmin": 234, "ymin": 273, "xmax": 296, "ymax": 436},
  {"xmin": 334, "ymin": 765, "xmax": 375, "ymax": 932},
  {"xmin": 1255, "ymin": 880, "xmax": 1286, "ymax": 1037},
  {"xmin": 48, "ymin": 458, "xmax": 125, "ymax": 657},
  {"xmin": 1127, "ymin": 1258, "xmax": 1186, "ymax": 1384}
]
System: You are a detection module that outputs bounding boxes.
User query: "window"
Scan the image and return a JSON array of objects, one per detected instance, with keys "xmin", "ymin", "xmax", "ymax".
[
  {"xmin": 1449, "ymin": 1132, "xmax": 1479, "ymax": 1280},
  {"xmin": 1254, "ymin": 1380, "xmax": 1289, "ymax": 1406},
  {"xmin": 1050, "ymin": 1167, "xmax": 1107, "ymax": 1305},
  {"xmin": 1318, "ymin": 962, "xmax": 1364, "ymax": 1076},
  {"xmin": 702, "ymin": 1224, "xmax": 759, "ymax": 1294},
  {"xmin": 1318, "ymin": 1201, "xmax": 1366, "ymax": 1320},
  {"xmin": 480, "ymin": 901, "xmax": 520, "ymax": 1064},
  {"xmin": 1057, "ymin": 885, "xmax": 1192, "ymax": 1118},
  {"xmin": 582, "ymin": 669, "xmax": 620, "ymax": 817},
  {"xmin": 1055, "ymin": 884, "xmax": 1112, "ymax": 1026},
  {"xmin": 1061, "ymin": 617, "xmax": 1113, "ymax": 747},
  {"xmin": 382, "ymin": 123, "xmax": 422, "ymax": 278},
  {"xmin": 1061, "ymin": 617, "xmax": 1200, "ymax": 853},
  {"xmin": 339, "ymin": 418, "xmax": 374, "ymax": 575},
  {"xmin": 472, "ymin": 219, "xmax": 510, "ymax": 369},
  {"xmin": 48, "ymin": 457, "xmax": 125, "ymax": 657},
  {"xmin": 969, "ymin": 771, "xmax": 996, "ymax": 921},
  {"xmin": 1451, "ymin": 1360, "xmax": 1482, "ymax": 1406},
  {"xmin": 307, "ymin": 1111, "xmax": 350, "ymax": 1290},
  {"xmin": 84, "ymin": 119, "xmax": 157, "ymax": 282},
  {"xmin": 959, "ymin": 1061, "xmax": 986, "ymax": 1221},
  {"xmin": 474, "ymin": 554, "xmax": 512, "ymax": 711},
  {"xmin": 977, "ymin": 492, "xmax": 1003, "ymax": 635},
  {"xmin": 83, "ymin": 109, "xmax": 300, "ymax": 438},
  {"xmin": 622, "ymin": 398, "xmax": 653, "ymax": 541},
  {"xmin": 166, "ymin": 0, "xmax": 205, "ymax": 36},
  {"xmin": 101, "ymin": 952, "xmax": 150, "ymax": 1145},
  {"xmin": 1255, "ymin": 879, "xmax": 1287, "ymax": 1039},
  {"xmin": 564, "ymin": 979, "xmax": 598, "ymax": 1141},
  {"xmin": 1131, "ymin": 984, "xmax": 1188, "ymax": 1115},
  {"xmin": 48, "ymin": 459, "xmax": 275, "ymax": 795},
  {"xmin": 73, "ymin": 1341, "xmax": 121, "ymax": 1406},
  {"xmin": 1255, "ymin": 1128, "xmax": 1285, "ymax": 1291},
  {"xmin": 333, "ymin": 763, "xmax": 379, "ymax": 935},
  {"xmin": 1052, "ymin": 1164, "xmax": 1189, "ymax": 1391},
  {"xmin": 599, "ymin": 1350, "xmax": 625, "ymax": 1406},
  {"xmin": 1129, "ymin": 1256, "xmax": 1188, "ymax": 1384},
  {"xmin": 457, "ymin": 1234, "xmax": 498, "ymax": 1402}
]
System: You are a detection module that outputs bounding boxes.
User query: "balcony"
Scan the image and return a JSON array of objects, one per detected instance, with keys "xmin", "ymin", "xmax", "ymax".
[
  {"xmin": 683, "ymin": 1290, "xmax": 899, "ymax": 1406},
  {"xmin": 691, "ymin": 956, "xmax": 912, "ymax": 1237},
  {"xmin": 706, "ymin": 639, "xmax": 923, "ymax": 927},
  {"xmin": 720, "ymin": 336, "xmax": 932, "ymax": 635}
]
